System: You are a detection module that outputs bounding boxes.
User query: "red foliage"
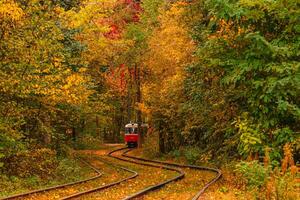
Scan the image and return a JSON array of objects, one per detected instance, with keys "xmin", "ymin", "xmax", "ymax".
[
  {"xmin": 105, "ymin": 64, "xmax": 131, "ymax": 95},
  {"xmin": 132, "ymin": 14, "xmax": 140, "ymax": 22},
  {"xmin": 123, "ymin": 0, "xmax": 141, "ymax": 23},
  {"xmin": 104, "ymin": 24, "xmax": 121, "ymax": 39},
  {"xmin": 103, "ymin": 0, "xmax": 141, "ymax": 39},
  {"xmin": 104, "ymin": 0, "xmax": 142, "ymax": 94},
  {"xmin": 124, "ymin": 0, "xmax": 133, "ymax": 4}
]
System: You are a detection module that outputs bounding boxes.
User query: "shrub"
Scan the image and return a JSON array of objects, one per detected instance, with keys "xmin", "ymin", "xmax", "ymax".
[
  {"xmin": 183, "ymin": 147, "xmax": 201, "ymax": 165},
  {"xmin": 4, "ymin": 148, "xmax": 58, "ymax": 178},
  {"xmin": 55, "ymin": 158, "xmax": 83, "ymax": 182},
  {"xmin": 235, "ymin": 144, "xmax": 299, "ymax": 199},
  {"xmin": 170, "ymin": 149, "xmax": 181, "ymax": 159},
  {"xmin": 142, "ymin": 131, "xmax": 160, "ymax": 159},
  {"xmin": 56, "ymin": 144, "xmax": 74, "ymax": 158},
  {"xmin": 235, "ymin": 161, "xmax": 269, "ymax": 189},
  {"xmin": 73, "ymin": 134, "xmax": 103, "ymax": 150}
]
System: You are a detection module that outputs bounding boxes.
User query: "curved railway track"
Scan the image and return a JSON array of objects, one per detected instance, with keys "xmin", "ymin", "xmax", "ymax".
[
  {"xmin": 122, "ymin": 148, "xmax": 222, "ymax": 200},
  {"xmin": 61, "ymin": 152, "xmax": 139, "ymax": 200},
  {"xmin": 108, "ymin": 147, "xmax": 185, "ymax": 200},
  {"xmin": 0, "ymin": 152, "xmax": 140, "ymax": 200},
  {"xmin": 0, "ymin": 146, "xmax": 221, "ymax": 200},
  {"xmin": 0, "ymin": 159, "xmax": 103, "ymax": 200}
]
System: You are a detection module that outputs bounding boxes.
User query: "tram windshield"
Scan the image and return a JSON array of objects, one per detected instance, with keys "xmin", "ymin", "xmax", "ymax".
[
  {"xmin": 125, "ymin": 127, "xmax": 138, "ymax": 134},
  {"xmin": 125, "ymin": 127, "xmax": 132, "ymax": 134}
]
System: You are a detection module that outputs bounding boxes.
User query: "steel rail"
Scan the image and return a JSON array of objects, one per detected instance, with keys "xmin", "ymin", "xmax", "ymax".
[
  {"xmin": 123, "ymin": 148, "xmax": 222, "ymax": 200},
  {"xmin": 0, "ymin": 158, "xmax": 103, "ymax": 200},
  {"xmin": 1, "ymin": 147, "xmax": 221, "ymax": 200},
  {"xmin": 108, "ymin": 147, "xmax": 185, "ymax": 200},
  {"xmin": 60, "ymin": 152, "xmax": 139, "ymax": 200}
]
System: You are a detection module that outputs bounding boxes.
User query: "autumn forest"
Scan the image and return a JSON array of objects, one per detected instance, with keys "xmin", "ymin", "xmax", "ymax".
[{"xmin": 0, "ymin": 0, "xmax": 299, "ymax": 199}]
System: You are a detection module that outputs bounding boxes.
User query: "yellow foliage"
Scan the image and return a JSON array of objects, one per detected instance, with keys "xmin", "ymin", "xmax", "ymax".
[
  {"xmin": 46, "ymin": 73, "xmax": 93, "ymax": 105},
  {"xmin": 142, "ymin": 2, "xmax": 194, "ymax": 116},
  {"xmin": 208, "ymin": 17, "xmax": 251, "ymax": 49},
  {"xmin": 0, "ymin": 0, "xmax": 24, "ymax": 22},
  {"xmin": 137, "ymin": 102, "xmax": 151, "ymax": 116},
  {"xmin": 146, "ymin": 2, "xmax": 195, "ymax": 76},
  {"xmin": 60, "ymin": 0, "xmax": 131, "ymax": 67}
]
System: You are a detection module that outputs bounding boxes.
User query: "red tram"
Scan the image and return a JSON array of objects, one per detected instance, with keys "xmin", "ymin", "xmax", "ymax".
[{"xmin": 124, "ymin": 123, "xmax": 139, "ymax": 147}]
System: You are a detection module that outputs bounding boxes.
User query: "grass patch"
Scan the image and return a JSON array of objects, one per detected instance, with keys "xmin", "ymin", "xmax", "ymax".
[
  {"xmin": 72, "ymin": 134, "xmax": 103, "ymax": 150},
  {"xmin": 0, "ymin": 156, "xmax": 95, "ymax": 198}
]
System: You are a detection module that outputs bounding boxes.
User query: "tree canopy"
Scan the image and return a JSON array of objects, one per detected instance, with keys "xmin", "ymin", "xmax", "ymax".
[{"xmin": 0, "ymin": 0, "xmax": 299, "ymax": 177}]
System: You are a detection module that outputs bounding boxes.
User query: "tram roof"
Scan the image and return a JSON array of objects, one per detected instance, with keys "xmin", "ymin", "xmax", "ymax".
[{"xmin": 125, "ymin": 123, "xmax": 138, "ymax": 128}]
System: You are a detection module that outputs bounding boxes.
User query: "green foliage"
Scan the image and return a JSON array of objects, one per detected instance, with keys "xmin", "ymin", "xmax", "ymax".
[
  {"xmin": 4, "ymin": 148, "xmax": 58, "ymax": 178},
  {"xmin": 234, "ymin": 114, "xmax": 264, "ymax": 157},
  {"xmin": 235, "ymin": 160, "xmax": 298, "ymax": 199},
  {"xmin": 272, "ymin": 172, "xmax": 298, "ymax": 200},
  {"xmin": 0, "ymin": 118, "xmax": 25, "ymax": 161},
  {"xmin": 166, "ymin": 147, "xmax": 202, "ymax": 164},
  {"xmin": 55, "ymin": 158, "xmax": 84, "ymax": 182},
  {"xmin": 183, "ymin": 0, "xmax": 300, "ymax": 159},
  {"xmin": 142, "ymin": 131, "xmax": 160, "ymax": 159},
  {"xmin": 170, "ymin": 149, "xmax": 181, "ymax": 159},
  {"xmin": 218, "ymin": 186, "xmax": 229, "ymax": 193},
  {"xmin": 0, "ymin": 175, "xmax": 41, "ymax": 197},
  {"xmin": 235, "ymin": 161, "xmax": 269, "ymax": 188},
  {"xmin": 73, "ymin": 135, "xmax": 103, "ymax": 150},
  {"xmin": 0, "ymin": 156, "xmax": 94, "ymax": 197},
  {"xmin": 126, "ymin": 24, "xmax": 146, "ymax": 43},
  {"xmin": 54, "ymin": 0, "xmax": 81, "ymax": 10},
  {"xmin": 56, "ymin": 143, "xmax": 74, "ymax": 157},
  {"xmin": 183, "ymin": 147, "xmax": 201, "ymax": 165},
  {"xmin": 0, "ymin": 0, "xmax": 102, "ymax": 179},
  {"xmin": 140, "ymin": 0, "xmax": 164, "ymax": 26}
]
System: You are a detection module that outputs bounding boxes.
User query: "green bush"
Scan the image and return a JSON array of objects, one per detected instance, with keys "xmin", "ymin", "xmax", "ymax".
[
  {"xmin": 183, "ymin": 147, "xmax": 201, "ymax": 165},
  {"xmin": 142, "ymin": 131, "xmax": 160, "ymax": 159},
  {"xmin": 0, "ymin": 154, "xmax": 95, "ymax": 197},
  {"xmin": 4, "ymin": 148, "xmax": 58, "ymax": 178},
  {"xmin": 235, "ymin": 160, "xmax": 298, "ymax": 199},
  {"xmin": 55, "ymin": 158, "xmax": 83, "ymax": 182},
  {"xmin": 56, "ymin": 144, "xmax": 74, "ymax": 158},
  {"xmin": 73, "ymin": 135, "xmax": 103, "ymax": 150},
  {"xmin": 235, "ymin": 161, "xmax": 269, "ymax": 188},
  {"xmin": 170, "ymin": 149, "xmax": 181, "ymax": 159}
]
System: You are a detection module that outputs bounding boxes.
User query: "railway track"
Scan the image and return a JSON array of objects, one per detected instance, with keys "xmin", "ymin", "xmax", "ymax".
[
  {"xmin": 0, "ymin": 152, "xmax": 139, "ymax": 200},
  {"xmin": 108, "ymin": 147, "xmax": 185, "ymax": 200},
  {"xmin": 122, "ymin": 148, "xmax": 222, "ymax": 200},
  {"xmin": 0, "ymin": 146, "xmax": 221, "ymax": 200},
  {"xmin": 61, "ymin": 152, "xmax": 139, "ymax": 200},
  {"xmin": 58, "ymin": 147, "xmax": 184, "ymax": 200},
  {"xmin": 0, "ymin": 158, "xmax": 103, "ymax": 200}
]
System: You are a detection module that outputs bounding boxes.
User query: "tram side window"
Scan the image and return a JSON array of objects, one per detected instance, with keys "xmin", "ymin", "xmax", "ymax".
[{"xmin": 134, "ymin": 128, "xmax": 138, "ymax": 134}]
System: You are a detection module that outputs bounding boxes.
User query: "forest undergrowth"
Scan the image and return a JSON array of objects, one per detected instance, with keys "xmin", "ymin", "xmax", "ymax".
[{"xmin": 141, "ymin": 136, "xmax": 299, "ymax": 200}]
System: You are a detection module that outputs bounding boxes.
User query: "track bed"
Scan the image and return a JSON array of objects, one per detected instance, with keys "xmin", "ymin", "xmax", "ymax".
[{"xmin": 1, "ymin": 145, "xmax": 221, "ymax": 200}]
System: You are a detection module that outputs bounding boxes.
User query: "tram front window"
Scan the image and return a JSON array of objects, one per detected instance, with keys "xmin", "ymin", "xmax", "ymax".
[{"xmin": 125, "ymin": 128, "xmax": 133, "ymax": 134}]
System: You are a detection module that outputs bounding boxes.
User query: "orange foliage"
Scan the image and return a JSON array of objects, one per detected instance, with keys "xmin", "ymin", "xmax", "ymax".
[
  {"xmin": 208, "ymin": 18, "xmax": 250, "ymax": 49},
  {"xmin": 281, "ymin": 143, "xmax": 295, "ymax": 174},
  {"xmin": 105, "ymin": 64, "xmax": 130, "ymax": 95},
  {"xmin": 264, "ymin": 147, "xmax": 271, "ymax": 168}
]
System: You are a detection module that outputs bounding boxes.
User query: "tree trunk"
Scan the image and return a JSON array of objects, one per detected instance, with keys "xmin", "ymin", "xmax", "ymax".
[
  {"xmin": 96, "ymin": 115, "xmax": 101, "ymax": 140},
  {"xmin": 135, "ymin": 65, "xmax": 143, "ymax": 148},
  {"xmin": 158, "ymin": 129, "xmax": 165, "ymax": 153},
  {"xmin": 127, "ymin": 86, "xmax": 131, "ymax": 122},
  {"xmin": 72, "ymin": 127, "xmax": 76, "ymax": 141}
]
